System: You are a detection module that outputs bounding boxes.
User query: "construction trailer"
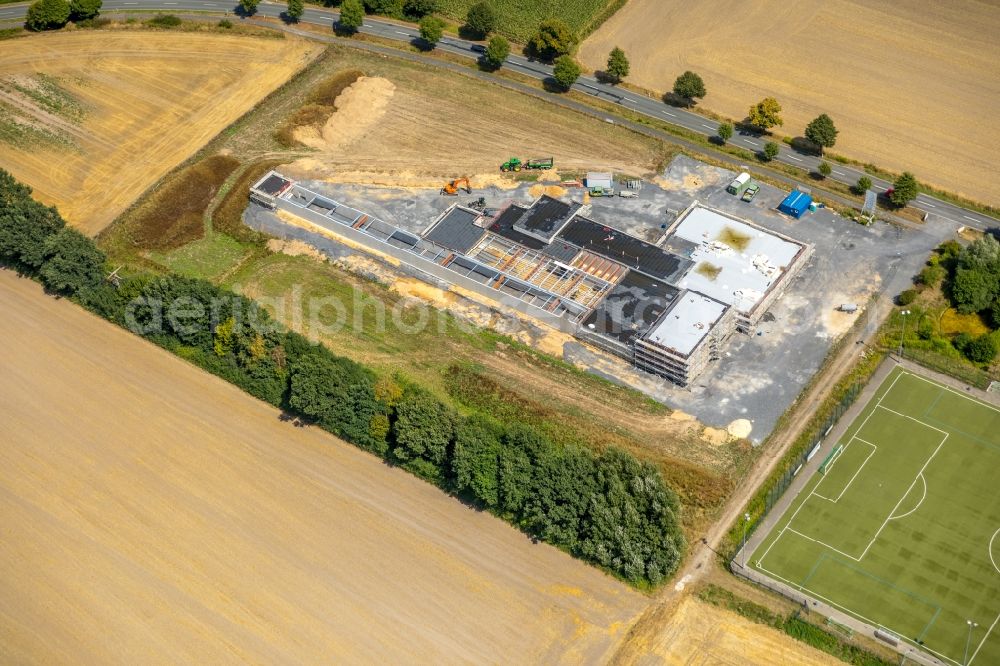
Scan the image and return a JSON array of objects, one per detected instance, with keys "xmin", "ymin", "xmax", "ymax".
[
  {"xmin": 726, "ymin": 172, "xmax": 751, "ymax": 195},
  {"xmin": 778, "ymin": 190, "xmax": 813, "ymax": 218},
  {"xmin": 586, "ymin": 172, "xmax": 614, "ymax": 190}
]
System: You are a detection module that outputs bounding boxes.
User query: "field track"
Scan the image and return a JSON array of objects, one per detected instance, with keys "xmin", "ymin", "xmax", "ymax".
[{"xmin": 0, "ymin": 270, "xmax": 645, "ymax": 664}]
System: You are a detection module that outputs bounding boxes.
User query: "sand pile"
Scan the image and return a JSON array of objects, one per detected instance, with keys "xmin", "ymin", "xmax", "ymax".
[{"xmin": 294, "ymin": 76, "xmax": 396, "ymax": 152}]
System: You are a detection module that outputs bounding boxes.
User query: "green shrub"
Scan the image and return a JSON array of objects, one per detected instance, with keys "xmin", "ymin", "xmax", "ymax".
[
  {"xmin": 145, "ymin": 13, "xmax": 182, "ymax": 27},
  {"xmin": 963, "ymin": 334, "xmax": 998, "ymax": 364},
  {"xmin": 897, "ymin": 289, "xmax": 918, "ymax": 306},
  {"xmin": 338, "ymin": 0, "xmax": 364, "ymax": 32},
  {"xmin": 762, "ymin": 141, "xmax": 779, "ymax": 162},
  {"xmin": 25, "ymin": 0, "xmax": 70, "ymax": 30},
  {"xmin": 217, "ymin": 18, "xmax": 233, "ymax": 28},
  {"xmin": 69, "ymin": 0, "xmax": 101, "ymax": 19},
  {"xmin": 918, "ymin": 263, "xmax": 945, "ymax": 287}
]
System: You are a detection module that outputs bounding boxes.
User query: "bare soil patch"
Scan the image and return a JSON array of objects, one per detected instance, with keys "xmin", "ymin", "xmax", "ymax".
[
  {"xmin": 0, "ymin": 270, "xmax": 645, "ymax": 664},
  {"xmin": 0, "ymin": 31, "xmax": 321, "ymax": 234},
  {"xmin": 628, "ymin": 597, "xmax": 843, "ymax": 666},
  {"xmin": 279, "ymin": 52, "xmax": 673, "ymax": 185},
  {"xmin": 581, "ymin": 0, "xmax": 1000, "ymax": 202}
]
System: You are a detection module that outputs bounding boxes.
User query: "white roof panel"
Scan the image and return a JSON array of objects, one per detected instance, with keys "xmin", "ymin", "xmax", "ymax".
[{"xmin": 670, "ymin": 206, "xmax": 802, "ymax": 313}]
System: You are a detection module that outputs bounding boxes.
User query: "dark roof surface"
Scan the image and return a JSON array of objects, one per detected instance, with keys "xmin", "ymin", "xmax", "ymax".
[
  {"xmin": 581, "ymin": 271, "xmax": 679, "ymax": 346},
  {"xmin": 488, "ymin": 205, "xmax": 548, "ymax": 250},
  {"xmin": 513, "ymin": 195, "xmax": 580, "ymax": 242},
  {"xmin": 256, "ymin": 174, "xmax": 290, "ymax": 195},
  {"xmin": 423, "ymin": 207, "xmax": 486, "ymax": 254},
  {"xmin": 557, "ymin": 217, "xmax": 691, "ymax": 282}
]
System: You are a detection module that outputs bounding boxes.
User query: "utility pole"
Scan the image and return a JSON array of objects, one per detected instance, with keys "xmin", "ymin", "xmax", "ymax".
[
  {"xmin": 964, "ymin": 619, "xmax": 978, "ymax": 666},
  {"xmin": 897, "ymin": 309, "xmax": 911, "ymax": 358}
]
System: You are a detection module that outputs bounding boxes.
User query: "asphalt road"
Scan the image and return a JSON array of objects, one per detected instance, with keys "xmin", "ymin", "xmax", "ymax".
[{"xmin": 1, "ymin": 0, "xmax": 996, "ymax": 230}]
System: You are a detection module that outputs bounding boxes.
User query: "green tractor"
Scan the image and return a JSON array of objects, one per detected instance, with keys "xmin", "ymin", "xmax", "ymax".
[
  {"xmin": 500, "ymin": 157, "xmax": 523, "ymax": 172},
  {"xmin": 500, "ymin": 156, "xmax": 554, "ymax": 172}
]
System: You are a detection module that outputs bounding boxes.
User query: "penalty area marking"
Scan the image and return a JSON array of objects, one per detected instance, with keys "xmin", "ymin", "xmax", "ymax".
[{"xmin": 814, "ymin": 437, "xmax": 878, "ymax": 504}]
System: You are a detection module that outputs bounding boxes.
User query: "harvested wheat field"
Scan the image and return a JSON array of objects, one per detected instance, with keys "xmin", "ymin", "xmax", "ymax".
[
  {"xmin": 0, "ymin": 270, "xmax": 645, "ymax": 664},
  {"xmin": 0, "ymin": 32, "xmax": 321, "ymax": 234},
  {"xmin": 614, "ymin": 597, "xmax": 843, "ymax": 666},
  {"xmin": 280, "ymin": 51, "xmax": 673, "ymax": 186},
  {"xmin": 580, "ymin": 0, "xmax": 1000, "ymax": 203}
]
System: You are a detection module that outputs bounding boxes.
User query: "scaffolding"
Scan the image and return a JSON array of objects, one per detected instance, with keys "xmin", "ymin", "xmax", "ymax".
[{"xmin": 469, "ymin": 235, "xmax": 615, "ymax": 310}]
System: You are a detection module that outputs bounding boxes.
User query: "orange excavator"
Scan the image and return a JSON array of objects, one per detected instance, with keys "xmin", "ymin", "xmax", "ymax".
[{"xmin": 441, "ymin": 177, "xmax": 472, "ymax": 196}]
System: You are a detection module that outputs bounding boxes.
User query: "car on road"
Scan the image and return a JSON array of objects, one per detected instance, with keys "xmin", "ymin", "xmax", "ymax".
[{"xmin": 470, "ymin": 44, "xmax": 486, "ymax": 53}]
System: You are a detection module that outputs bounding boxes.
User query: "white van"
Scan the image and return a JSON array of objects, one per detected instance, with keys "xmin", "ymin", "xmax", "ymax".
[{"xmin": 726, "ymin": 172, "xmax": 751, "ymax": 195}]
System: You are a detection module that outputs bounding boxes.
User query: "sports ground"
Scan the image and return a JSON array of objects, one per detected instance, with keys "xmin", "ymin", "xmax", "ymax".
[{"xmin": 751, "ymin": 367, "xmax": 1000, "ymax": 665}]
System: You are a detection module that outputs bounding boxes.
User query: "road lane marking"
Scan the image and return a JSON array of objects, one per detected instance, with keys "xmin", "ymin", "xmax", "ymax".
[
  {"xmin": 701, "ymin": 123, "xmax": 714, "ymax": 130},
  {"xmin": 833, "ymin": 170, "xmax": 846, "ymax": 176},
  {"xmin": 786, "ymin": 155, "xmax": 802, "ymax": 162},
  {"xmin": 662, "ymin": 111, "xmax": 676, "ymax": 117},
  {"xmin": 920, "ymin": 202, "xmax": 936, "ymax": 208},
  {"xmin": 963, "ymin": 215, "xmax": 979, "ymax": 222}
]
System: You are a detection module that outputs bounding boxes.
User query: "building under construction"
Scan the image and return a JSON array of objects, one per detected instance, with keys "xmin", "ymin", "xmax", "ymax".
[{"xmin": 251, "ymin": 172, "xmax": 812, "ymax": 386}]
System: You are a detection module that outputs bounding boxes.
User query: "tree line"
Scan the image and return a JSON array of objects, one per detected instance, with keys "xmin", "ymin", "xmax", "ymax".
[{"xmin": 0, "ymin": 169, "xmax": 685, "ymax": 587}]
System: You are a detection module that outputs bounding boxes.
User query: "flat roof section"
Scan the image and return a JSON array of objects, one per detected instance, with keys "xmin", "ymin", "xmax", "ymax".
[
  {"xmin": 254, "ymin": 172, "xmax": 291, "ymax": 196},
  {"xmin": 644, "ymin": 291, "xmax": 728, "ymax": 357},
  {"xmin": 489, "ymin": 204, "xmax": 548, "ymax": 250},
  {"xmin": 423, "ymin": 206, "xmax": 486, "ymax": 254},
  {"xmin": 558, "ymin": 217, "xmax": 692, "ymax": 282},
  {"xmin": 512, "ymin": 195, "xmax": 581, "ymax": 243},
  {"xmin": 669, "ymin": 206, "xmax": 804, "ymax": 314},
  {"xmin": 581, "ymin": 270, "xmax": 679, "ymax": 346}
]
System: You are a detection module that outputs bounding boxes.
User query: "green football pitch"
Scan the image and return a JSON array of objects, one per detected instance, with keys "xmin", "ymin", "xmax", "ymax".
[{"xmin": 751, "ymin": 366, "xmax": 1000, "ymax": 665}]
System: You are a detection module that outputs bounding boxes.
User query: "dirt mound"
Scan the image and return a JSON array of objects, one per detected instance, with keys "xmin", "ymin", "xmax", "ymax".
[
  {"xmin": 293, "ymin": 76, "xmax": 395, "ymax": 152},
  {"xmin": 529, "ymin": 183, "xmax": 568, "ymax": 199}
]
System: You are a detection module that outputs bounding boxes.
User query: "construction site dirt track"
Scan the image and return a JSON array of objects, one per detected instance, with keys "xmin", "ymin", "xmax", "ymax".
[{"xmin": 0, "ymin": 270, "xmax": 644, "ymax": 664}]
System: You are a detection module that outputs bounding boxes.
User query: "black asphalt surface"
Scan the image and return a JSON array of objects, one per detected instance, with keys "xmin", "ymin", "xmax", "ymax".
[{"xmin": 1, "ymin": 0, "xmax": 996, "ymax": 230}]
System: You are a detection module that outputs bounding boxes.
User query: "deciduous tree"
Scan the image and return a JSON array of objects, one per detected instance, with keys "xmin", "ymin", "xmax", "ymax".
[
  {"xmin": 338, "ymin": 0, "xmax": 364, "ymax": 33},
  {"xmin": 854, "ymin": 175, "xmax": 872, "ymax": 194},
  {"xmin": 238, "ymin": 0, "xmax": 258, "ymax": 16},
  {"xmin": 804, "ymin": 113, "xmax": 838, "ymax": 151},
  {"xmin": 39, "ymin": 227, "xmax": 105, "ymax": 295},
  {"xmin": 464, "ymin": 1, "xmax": 496, "ymax": 38},
  {"xmin": 605, "ymin": 46, "xmax": 629, "ymax": 82},
  {"xmin": 889, "ymin": 171, "xmax": 918, "ymax": 207},
  {"xmin": 672, "ymin": 71, "xmax": 705, "ymax": 104},
  {"xmin": 418, "ymin": 15, "xmax": 444, "ymax": 49},
  {"xmin": 482, "ymin": 35, "xmax": 509, "ymax": 70},
  {"xmin": 551, "ymin": 55, "xmax": 580, "ymax": 91},
  {"xmin": 528, "ymin": 19, "xmax": 575, "ymax": 61},
  {"xmin": 717, "ymin": 122, "xmax": 733, "ymax": 144},
  {"xmin": 286, "ymin": 0, "xmax": 303, "ymax": 21},
  {"xmin": 748, "ymin": 97, "xmax": 783, "ymax": 130},
  {"xmin": 762, "ymin": 141, "xmax": 779, "ymax": 161}
]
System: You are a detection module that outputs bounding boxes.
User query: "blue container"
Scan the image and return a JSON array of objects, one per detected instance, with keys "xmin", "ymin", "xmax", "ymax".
[{"xmin": 778, "ymin": 190, "xmax": 812, "ymax": 218}]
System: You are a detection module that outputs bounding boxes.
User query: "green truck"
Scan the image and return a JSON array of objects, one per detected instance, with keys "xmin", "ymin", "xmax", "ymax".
[{"xmin": 500, "ymin": 157, "xmax": 554, "ymax": 172}]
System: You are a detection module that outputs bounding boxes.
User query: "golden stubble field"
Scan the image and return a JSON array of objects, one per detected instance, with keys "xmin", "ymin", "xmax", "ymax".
[
  {"xmin": 0, "ymin": 271, "xmax": 645, "ymax": 664},
  {"xmin": 277, "ymin": 50, "xmax": 674, "ymax": 187},
  {"xmin": 0, "ymin": 31, "xmax": 321, "ymax": 235},
  {"xmin": 580, "ymin": 0, "xmax": 1000, "ymax": 203},
  {"xmin": 0, "ymin": 269, "xmax": 857, "ymax": 664}
]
